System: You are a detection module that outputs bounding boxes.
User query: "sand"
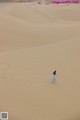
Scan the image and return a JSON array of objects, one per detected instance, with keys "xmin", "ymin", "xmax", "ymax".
[{"xmin": 0, "ymin": 2, "xmax": 80, "ymax": 120}]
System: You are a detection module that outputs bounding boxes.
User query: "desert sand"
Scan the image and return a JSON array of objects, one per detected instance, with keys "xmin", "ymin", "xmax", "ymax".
[{"xmin": 0, "ymin": 2, "xmax": 80, "ymax": 120}]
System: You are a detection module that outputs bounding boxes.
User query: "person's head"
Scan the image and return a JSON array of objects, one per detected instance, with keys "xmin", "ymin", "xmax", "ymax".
[{"xmin": 53, "ymin": 70, "xmax": 56, "ymax": 75}]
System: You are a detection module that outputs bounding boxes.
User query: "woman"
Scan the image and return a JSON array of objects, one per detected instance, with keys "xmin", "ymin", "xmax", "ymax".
[{"xmin": 51, "ymin": 70, "xmax": 56, "ymax": 82}]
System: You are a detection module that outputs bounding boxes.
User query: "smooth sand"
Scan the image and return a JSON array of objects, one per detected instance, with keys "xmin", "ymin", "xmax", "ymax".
[{"xmin": 0, "ymin": 3, "xmax": 80, "ymax": 120}]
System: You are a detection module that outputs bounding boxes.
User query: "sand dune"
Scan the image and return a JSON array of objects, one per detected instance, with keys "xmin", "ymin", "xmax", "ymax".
[
  {"xmin": 0, "ymin": 3, "xmax": 80, "ymax": 120},
  {"xmin": 0, "ymin": 4, "xmax": 80, "ymax": 51}
]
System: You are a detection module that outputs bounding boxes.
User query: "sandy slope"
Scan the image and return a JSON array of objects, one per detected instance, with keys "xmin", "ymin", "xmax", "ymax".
[{"xmin": 0, "ymin": 3, "xmax": 80, "ymax": 120}]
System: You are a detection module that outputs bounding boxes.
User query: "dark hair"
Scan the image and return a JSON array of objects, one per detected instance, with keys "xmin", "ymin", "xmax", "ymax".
[{"xmin": 53, "ymin": 70, "xmax": 56, "ymax": 75}]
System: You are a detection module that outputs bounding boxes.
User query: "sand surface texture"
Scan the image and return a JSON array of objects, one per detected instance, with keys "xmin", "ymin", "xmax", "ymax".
[{"xmin": 0, "ymin": 3, "xmax": 80, "ymax": 120}]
